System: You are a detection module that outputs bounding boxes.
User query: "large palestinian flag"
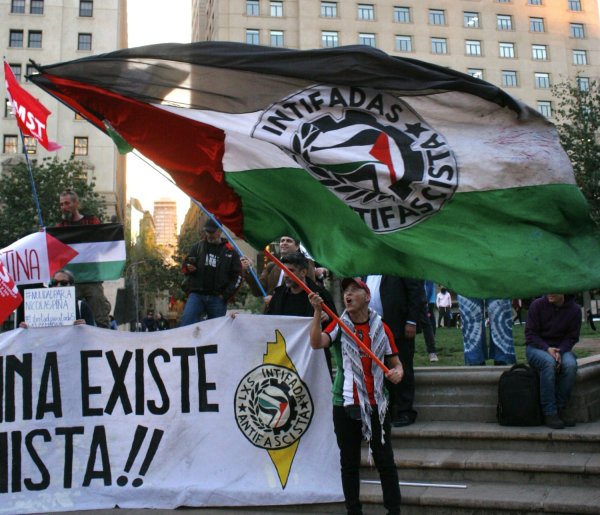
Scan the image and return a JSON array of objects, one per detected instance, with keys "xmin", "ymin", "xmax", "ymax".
[{"xmin": 28, "ymin": 42, "xmax": 600, "ymax": 297}]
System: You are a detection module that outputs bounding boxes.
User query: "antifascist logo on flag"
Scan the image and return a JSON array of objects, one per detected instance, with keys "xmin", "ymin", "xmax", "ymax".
[
  {"xmin": 3, "ymin": 60, "xmax": 61, "ymax": 151},
  {"xmin": 0, "ymin": 260, "xmax": 22, "ymax": 324},
  {"xmin": 253, "ymin": 85, "xmax": 458, "ymax": 232}
]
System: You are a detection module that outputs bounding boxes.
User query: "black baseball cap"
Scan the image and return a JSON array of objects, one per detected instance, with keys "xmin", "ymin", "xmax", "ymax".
[{"xmin": 204, "ymin": 219, "xmax": 219, "ymax": 233}]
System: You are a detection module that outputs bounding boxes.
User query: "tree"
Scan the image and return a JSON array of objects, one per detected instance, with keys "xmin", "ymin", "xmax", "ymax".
[
  {"xmin": 552, "ymin": 78, "xmax": 600, "ymax": 224},
  {"xmin": 0, "ymin": 157, "xmax": 106, "ymax": 247}
]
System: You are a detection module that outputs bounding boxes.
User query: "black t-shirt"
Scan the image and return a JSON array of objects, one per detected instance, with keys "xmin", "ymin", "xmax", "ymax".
[
  {"xmin": 200, "ymin": 242, "xmax": 221, "ymax": 294},
  {"xmin": 277, "ymin": 290, "xmax": 311, "ymax": 316}
]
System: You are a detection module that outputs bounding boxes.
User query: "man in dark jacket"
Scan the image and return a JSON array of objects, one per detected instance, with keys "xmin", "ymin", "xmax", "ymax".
[
  {"xmin": 365, "ymin": 275, "xmax": 424, "ymax": 426},
  {"xmin": 179, "ymin": 219, "xmax": 242, "ymax": 325}
]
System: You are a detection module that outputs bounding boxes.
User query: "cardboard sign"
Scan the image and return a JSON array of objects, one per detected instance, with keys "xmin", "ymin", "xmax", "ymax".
[{"xmin": 24, "ymin": 286, "xmax": 76, "ymax": 327}]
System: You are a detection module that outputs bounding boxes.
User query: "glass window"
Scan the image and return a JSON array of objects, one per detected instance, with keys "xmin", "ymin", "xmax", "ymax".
[
  {"xmin": 497, "ymin": 15, "xmax": 513, "ymax": 31},
  {"xmin": 23, "ymin": 136, "xmax": 37, "ymax": 154},
  {"xmin": 359, "ymin": 33, "xmax": 376, "ymax": 47},
  {"xmin": 358, "ymin": 4, "xmax": 374, "ymax": 20},
  {"xmin": 9, "ymin": 63, "xmax": 22, "ymax": 82},
  {"xmin": 3, "ymin": 135, "xmax": 18, "ymax": 154},
  {"xmin": 568, "ymin": 0, "xmax": 581, "ymax": 11},
  {"xmin": 10, "ymin": 0, "xmax": 25, "ymax": 13},
  {"xmin": 534, "ymin": 72, "xmax": 550, "ymax": 88},
  {"xmin": 9, "ymin": 30, "xmax": 24, "ymax": 48},
  {"xmin": 431, "ymin": 37, "xmax": 447, "ymax": 54},
  {"xmin": 270, "ymin": 30, "xmax": 284, "ymax": 47},
  {"xmin": 5, "ymin": 98, "xmax": 14, "ymax": 118},
  {"xmin": 79, "ymin": 0, "xmax": 93, "ymax": 17},
  {"xmin": 395, "ymin": 35, "xmax": 412, "ymax": 52},
  {"xmin": 74, "ymin": 137, "xmax": 89, "ymax": 156},
  {"xmin": 532, "ymin": 44, "xmax": 547, "ymax": 60},
  {"xmin": 528, "ymin": 0, "xmax": 542, "ymax": 4},
  {"xmin": 530, "ymin": 17, "xmax": 544, "ymax": 32},
  {"xmin": 577, "ymin": 76, "xmax": 589, "ymax": 91},
  {"xmin": 246, "ymin": 29, "xmax": 259, "ymax": 45},
  {"xmin": 78, "ymin": 33, "xmax": 92, "ymax": 51},
  {"xmin": 270, "ymin": 1, "xmax": 283, "ymax": 17},
  {"xmin": 570, "ymin": 23, "xmax": 585, "ymax": 39},
  {"xmin": 537, "ymin": 101, "xmax": 552, "ymax": 118},
  {"xmin": 429, "ymin": 9, "xmax": 445, "ymax": 25},
  {"xmin": 25, "ymin": 64, "xmax": 36, "ymax": 80},
  {"xmin": 499, "ymin": 42, "xmax": 515, "ymax": 58},
  {"xmin": 246, "ymin": 0, "xmax": 259, "ymax": 16},
  {"xmin": 467, "ymin": 68, "xmax": 483, "ymax": 79},
  {"xmin": 322, "ymin": 31, "xmax": 339, "ymax": 48},
  {"xmin": 465, "ymin": 40, "xmax": 482, "ymax": 56},
  {"xmin": 464, "ymin": 12, "xmax": 479, "ymax": 28},
  {"xmin": 573, "ymin": 50, "xmax": 587, "ymax": 65},
  {"xmin": 321, "ymin": 1, "xmax": 337, "ymax": 17},
  {"xmin": 394, "ymin": 6, "xmax": 410, "ymax": 23},
  {"xmin": 502, "ymin": 70, "xmax": 518, "ymax": 87},
  {"xmin": 28, "ymin": 30, "xmax": 42, "ymax": 48},
  {"xmin": 30, "ymin": 0, "xmax": 44, "ymax": 14},
  {"xmin": 497, "ymin": 0, "xmax": 511, "ymax": 3}
]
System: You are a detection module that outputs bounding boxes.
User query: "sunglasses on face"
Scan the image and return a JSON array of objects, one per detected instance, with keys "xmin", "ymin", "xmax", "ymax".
[{"xmin": 50, "ymin": 280, "xmax": 73, "ymax": 287}]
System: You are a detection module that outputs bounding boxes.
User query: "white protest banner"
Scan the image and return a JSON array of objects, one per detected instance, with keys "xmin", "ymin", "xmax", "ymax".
[
  {"xmin": 0, "ymin": 315, "xmax": 342, "ymax": 514},
  {"xmin": 24, "ymin": 287, "xmax": 76, "ymax": 327}
]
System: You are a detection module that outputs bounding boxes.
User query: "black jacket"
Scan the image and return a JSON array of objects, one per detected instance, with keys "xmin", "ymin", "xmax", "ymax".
[
  {"xmin": 377, "ymin": 275, "xmax": 424, "ymax": 340},
  {"xmin": 266, "ymin": 277, "xmax": 338, "ymax": 322}
]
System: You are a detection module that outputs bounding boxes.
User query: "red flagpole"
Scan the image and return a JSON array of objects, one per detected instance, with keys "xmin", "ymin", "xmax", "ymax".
[{"xmin": 264, "ymin": 249, "xmax": 389, "ymax": 373}]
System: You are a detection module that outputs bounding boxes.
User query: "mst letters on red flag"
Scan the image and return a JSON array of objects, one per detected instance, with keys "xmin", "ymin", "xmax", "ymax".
[{"xmin": 3, "ymin": 61, "xmax": 61, "ymax": 151}]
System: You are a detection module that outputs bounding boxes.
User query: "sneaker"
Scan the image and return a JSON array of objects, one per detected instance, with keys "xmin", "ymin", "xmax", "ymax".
[
  {"xmin": 429, "ymin": 353, "xmax": 439, "ymax": 362},
  {"xmin": 558, "ymin": 409, "xmax": 576, "ymax": 427},
  {"xmin": 544, "ymin": 414, "xmax": 565, "ymax": 430}
]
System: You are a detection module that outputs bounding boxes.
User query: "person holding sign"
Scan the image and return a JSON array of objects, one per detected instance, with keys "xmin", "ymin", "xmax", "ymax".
[
  {"xmin": 309, "ymin": 278, "xmax": 403, "ymax": 515},
  {"xmin": 20, "ymin": 269, "xmax": 95, "ymax": 328}
]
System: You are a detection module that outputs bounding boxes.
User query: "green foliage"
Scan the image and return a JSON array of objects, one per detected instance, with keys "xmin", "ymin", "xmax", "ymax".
[
  {"xmin": 552, "ymin": 79, "xmax": 600, "ymax": 224},
  {"xmin": 0, "ymin": 157, "xmax": 105, "ymax": 247}
]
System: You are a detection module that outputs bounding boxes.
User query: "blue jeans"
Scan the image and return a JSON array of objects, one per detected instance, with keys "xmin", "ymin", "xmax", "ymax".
[
  {"xmin": 179, "ymin": 293, "xmax": 226, "ymax": 326},
  {"xmin": 459, "ymin": 297, "xmax": 516, "ymax": 365},
  {"xmin": 526, "ymin": 346, "xmax": 578, "ymax": 415}
]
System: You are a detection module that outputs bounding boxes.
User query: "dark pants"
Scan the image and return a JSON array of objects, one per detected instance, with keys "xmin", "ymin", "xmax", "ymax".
[
  {"xmin": 333, "ymin": 405, "xmax": 401, "ymax": 515},
  {"xmin": 388, "ymin": 337, "xmax": 416, "ymax": 422},
  {"xmin": 419, "ymin": 303, "xmax": 437, "ymax": 353}
]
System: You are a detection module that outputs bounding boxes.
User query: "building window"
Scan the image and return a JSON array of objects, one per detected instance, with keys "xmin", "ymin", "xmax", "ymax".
[
  {"xmin": 30, "ymin": 0, "xmax": 44, "ymax": 14},
  {"xmin": 28, "ymin": 30, "xmax": 42, "ymax": 48},
  {"xmin": 577, "ymin": 76, "xmax": 589, "ymax": 91},
  {"xmin": 499, "ymin": 42, "xmax": 515, "ymax": 58},
  {"xmin": 270, "ymin": 1, "xmax": 283, "ymax": 17},
  {"xmin": 79, "ymin": 0, "xmax": 93, "ymax": 17},
  {"xmin": 429, "ymin": 9, "xmax": 445, "ymax": 25},
  {"xmin": 532, "ymin": 44, "xmax": 547, "ymax": 60},
  {"xmin": 502, "ymin": 70, "xmax": 518, "ymax": 87},
  {"xmin": 9, "ymin": 30, "xmax": 24, "ymax": 48},
  {"xmin": 25, "ymin": 64, "xmax": 36, "ymax": 80},
  {"xmin": 270, "ymin": 30, "xmax": 284, "ymax": 47},
  {"xmin": 497, "ymin": 0, "xmax": 511, "ymax": 3},
  {"xmin": 322, "ymin": 31, "xmax": 339, "ymax": 48},
  {"xmin": 246, "ymin": 0, "xmax": 259, "ymax": 16},
  {"xmin": 537, "ymin": 101, "xmax": 552, "ymax": 118},
  {"xmin": 78, "ymin": 33, "xmax": 92, "ymax": 51},
  {"xmin": 395, "ymin": 35, "xmax": 412, "ymax": 52},
  {"xmin": 394, "ymin": 6, "xmax": 411, "ymax": 23},
  {"xmin": 3, "ymin": 135, "xmax": 18, "ymax": 154},
  {"xmin": 568, "ymin": 0, "xmax": 581, "ymax": 11},
  {"xmin": 467, "ymin": 68, "xmax": 483, "ymax": 80},
  {"xmin": 464, "ymin": 12, "xmax": 480, "ymax": 28},
  {"xmin": 528, "ymin": 0, "xmax": 542, "ymax": 4},
  {"xmin": 530, "ymin": 17, "xmax": 545, "ymax": 32},
  {"xmin": 534, "ymin": 72, "xmax": 550, "ymax": 88},
  {"xmin": 497, "ymin": 15, "xmax": 513, "ymax": 31},
  {"xmin": 9, "ymin": 63, "xmax": 22, "ymax": 82},
  {"xmin": 321, "ymin": 1, "xmax": 337, "ymax": 17},
  {"xmin": 570, "ymin": 23, "xmax": 585, "ymax": 39},
  {"xmin": 10, "ymin": 0, "xmax": 25, "ymax": 13},
  {"xmin": 357, "ymin": 4, "xmax": 374, "ymax": 20},
  {"xmin": 246, "ymin": 29, "xmax": 259, "ymax": 45},
  {"xmin": 573, "ymin": 50, "xmax": 587, "ymax": 65},
  {"xmin": 359, "ymin": 33, "xmax": 376, "ymax": 47},
  {"xmin": 465, "ymin": 40, "xmax": 482, "ymax": 56},
  {"xmin": 431, "ymin": 38, "xmax": 448, "ymax": 54},
  {"xmin": 5, "ymin": 98, "xmax": 14, "ymax": 118},
  {"xmin": 74, "ymin": 137, "xmax": 89, "ymax": 156},
  {"xmin": 23, "ymin": 136, "xmax": 37, "ymax": 154}
]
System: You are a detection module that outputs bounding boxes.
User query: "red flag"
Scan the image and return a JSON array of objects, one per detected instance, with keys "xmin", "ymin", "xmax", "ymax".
[
  {"xmin": 0, "ymin": 260, "xmax": 22, "ymax": 325},
  {"xmin": 3, "ymin": 60, "xmax": 61, "ymax": 151}
]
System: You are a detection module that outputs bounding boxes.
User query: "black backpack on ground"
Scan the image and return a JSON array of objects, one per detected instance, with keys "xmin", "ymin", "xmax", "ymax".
[{"xmin": 497, "ymin": 364, "xmax": 543, "ymax": 426}]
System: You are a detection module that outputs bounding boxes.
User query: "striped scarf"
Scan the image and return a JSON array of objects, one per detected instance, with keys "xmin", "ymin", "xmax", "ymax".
[{"xmin": 340, "ymin": 309, "xmax": 389, "ymax": 442}]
